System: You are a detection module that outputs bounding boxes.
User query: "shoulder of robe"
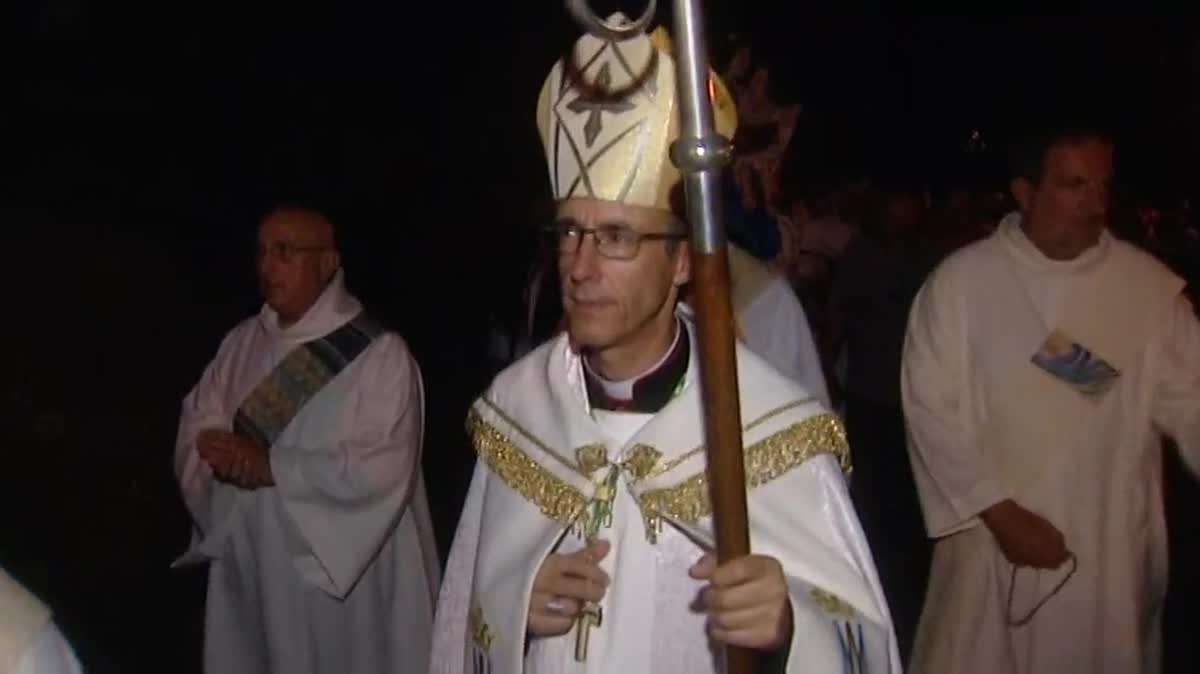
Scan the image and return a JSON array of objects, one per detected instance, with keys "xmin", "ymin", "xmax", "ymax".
[
  {"xmin": 915, "ymin": 235, "xmax": 1004, "ymax": 307},
  {"xmin": 1108, "ymin": 236, "xmax": 1184, "ymax": 286},
  {"xmin": 733, "ymin": 343, "xmax": 849, "ymax": 466},
  {"xmin": 0, "ymin": 568, "xmax": 52, "ymax": 667},
  {"xmin": 930, "ymin": 235, "xmax": 1001, "ymax": 282},
  {"xmin": 478, "ymin": 334, "xmax": 563, "ymax": 412},
  {"xmin": 208, "ymin": 315, "xmax": 262, "ymax": 359},
  {"xmin": 366, "ymin": 328, "xmax": 415, "ymax": 360},
  {"xmin": 1184, "ymin": 285, "xmax": 1200, "ymax": 319},
  {"xmin": 735, "ymin": 340, "xmax": 814, "ymax": 401}
]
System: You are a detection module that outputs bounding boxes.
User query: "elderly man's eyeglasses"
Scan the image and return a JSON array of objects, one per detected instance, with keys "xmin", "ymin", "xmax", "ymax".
[
  {"xmin": 258, "ymin": 242, "xmax": 330, "ymax": 263},
  {"xmin": 547, "ymin": 221, "xmax": 688, "ymax": 260}
]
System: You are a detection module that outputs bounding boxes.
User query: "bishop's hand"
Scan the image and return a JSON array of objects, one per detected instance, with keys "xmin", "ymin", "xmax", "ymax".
[
  {"xmin": 981, "ymin": 499, "xmax": 1070, "ymax": 569},
  {"xmin": 526, "ymin": 539, "xmax": 610, "ymax": 638},
  {"xmin": 690, "ymin": 553, "xmax": 792, "ymax": 652},
  {"xmin": 197, "ymin": 429, "xmax": 275, "ymax": 489}
]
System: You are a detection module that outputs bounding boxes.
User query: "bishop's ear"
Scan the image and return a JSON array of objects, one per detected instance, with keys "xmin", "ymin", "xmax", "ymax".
[{"xmin": 672, "ymin": 242, "xmax": 692, "ymax": 288}]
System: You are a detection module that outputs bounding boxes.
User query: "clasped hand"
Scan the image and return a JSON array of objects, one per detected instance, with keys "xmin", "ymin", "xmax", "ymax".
[
  {"xmin": 527, "ymin": 539, "xmax": 791, "ymax": 651},
  {"xmin": 982, "ymin": 499, "xmax": 1071, "ymax": 569},
  {"xmin": 197, "ymin": 429, "xmax": 274, "ymax": 489}
]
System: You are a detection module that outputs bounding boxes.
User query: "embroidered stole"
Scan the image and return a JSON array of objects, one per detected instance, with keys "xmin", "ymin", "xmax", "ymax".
[{"xmin": 233, "ymin": 313, "xmax": 381, "ymax": 448}]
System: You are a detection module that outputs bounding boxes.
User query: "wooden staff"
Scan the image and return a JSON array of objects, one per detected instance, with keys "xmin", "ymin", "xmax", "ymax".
[{"xmin": 563, "ymin": 2, "xmax": 754, "ymax": 673}]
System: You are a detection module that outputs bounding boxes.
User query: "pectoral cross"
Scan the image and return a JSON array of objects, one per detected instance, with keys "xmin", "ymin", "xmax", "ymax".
[{"xmin": 573, "ymin": 603, "xmax": 603, "ymax": 662}]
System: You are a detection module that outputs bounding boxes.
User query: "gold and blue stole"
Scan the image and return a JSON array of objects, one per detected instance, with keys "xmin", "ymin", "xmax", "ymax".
[{"xmin": 233, "ymin": 313, "xmax": 381, "ymax": 448}]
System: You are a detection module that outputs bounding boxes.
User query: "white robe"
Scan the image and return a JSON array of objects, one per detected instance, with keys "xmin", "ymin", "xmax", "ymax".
[
  {"xmin": 902, "ymin": 215, "xmax": 1200, "ymax": 674},
  {"xmin": 173, "ymin": 270, "xmax": 440, "ymax": 674},
  {"xmin": 12, "ymin": 624, "xmax": 83, "ymax": 674},
  {"xmin": 726, "ymin": 245, "xmax": 831, "ymax": 408},
  {"xmin": 429, "ymin": 314, "xmax": 900, "ymax": 674},
  {"xmin": 0, "ymin": 568, "xmax": 83, "ymax": 674}
]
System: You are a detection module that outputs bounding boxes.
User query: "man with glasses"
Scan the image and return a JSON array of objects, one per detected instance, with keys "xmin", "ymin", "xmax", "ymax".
[
  {"xmin": 429, "ymin": 18, "xmax": 898, "ymax": 674},
  {"xmin": 173, "ymin": 206, "xmax": 440, "ymax": 674}
]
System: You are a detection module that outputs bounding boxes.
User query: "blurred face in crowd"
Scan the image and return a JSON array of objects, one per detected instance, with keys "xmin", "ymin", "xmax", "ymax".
[
  {"xmin": 881, "ymin": 192, "xmax": 927, "ymax": 239},
  {"xmin": 555, "ymin": 198, "xmax": 690, "ymax": 378},
  {"xmin": 256, "ymin": 208, "xmax": 340, "ymax": 326},
  {"xmin": 1013, "ymin": 137, "xmax": 1113, "ymax": 261}
]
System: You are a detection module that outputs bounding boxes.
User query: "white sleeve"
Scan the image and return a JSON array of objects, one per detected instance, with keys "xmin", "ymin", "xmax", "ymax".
[
  {"xmin": 902, "ymin": 272, "xmax": 1008, "ymax": 537},
  {"xmin": 269, "ymin": 334, "xmax": 427, "ymax": 599},
  {"xmin": 1153, "ymin": 293, "xmax": 1200, "ymax": 476},
  {"xmin": 174, "ymin": 329, "xmax": 242, "ymax": 535},
  {"xmin": 741, "ymin": 279, "xmax": 831, "ymax": 408},
  {"xmin": 14, "ymin": 622, "xmax": 83, "ymax": 674}
]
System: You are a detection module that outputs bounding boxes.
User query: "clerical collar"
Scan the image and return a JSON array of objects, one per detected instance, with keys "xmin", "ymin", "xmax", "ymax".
[
  {"xmin": 1000, "ymin": 211, "xmax": 1110, "ymax": 273},
  {"xmin": 584, "ymin": 321, "xmax": 690, "ymax": 414}
]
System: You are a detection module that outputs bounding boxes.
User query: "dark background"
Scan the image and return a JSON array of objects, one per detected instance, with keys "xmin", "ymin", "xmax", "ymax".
[{"xmin": 4, "ymin": 2, "xmax": 1198, "ymax": 672}]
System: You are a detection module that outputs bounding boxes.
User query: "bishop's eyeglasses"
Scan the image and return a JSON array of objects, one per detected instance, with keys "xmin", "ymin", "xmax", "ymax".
[{"xmin": 547, "ymin": 220, "xmax": 688, "ymax": 261}]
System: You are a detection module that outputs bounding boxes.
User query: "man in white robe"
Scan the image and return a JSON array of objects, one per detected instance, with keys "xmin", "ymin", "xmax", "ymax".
[
  {"xmin": 429, "ymin": 18, "xmax": 899, "ymax": 674},
  {"xmin": 902, "ymin": 126, "xmax": 1200, "ymax": 674},
  {"xmin": 173, "ymin": 207, "xmax": 440, "ymax": 674}
]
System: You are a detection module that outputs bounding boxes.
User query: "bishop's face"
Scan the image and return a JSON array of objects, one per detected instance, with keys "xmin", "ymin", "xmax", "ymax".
[{"xmin": 556, "ymin": 198, "xmax": 690, "ymax": 360}]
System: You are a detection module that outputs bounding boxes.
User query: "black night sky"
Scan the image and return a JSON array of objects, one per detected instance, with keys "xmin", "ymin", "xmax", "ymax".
[{"xmin": 5, "ymin": 2, "xmax": 1198, "ymax": 672}]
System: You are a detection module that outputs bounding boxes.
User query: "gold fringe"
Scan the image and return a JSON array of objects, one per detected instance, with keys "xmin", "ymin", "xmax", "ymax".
[
  {"xmin": 638, "ymin": 414, "xmax": 849, "ymax": 525},
  {"xmin": 467, "ymin": 409, "xmax": 589, "ymax": 525}
]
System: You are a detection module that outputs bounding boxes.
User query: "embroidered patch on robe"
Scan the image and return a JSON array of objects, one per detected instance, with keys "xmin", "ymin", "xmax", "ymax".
[
  {"xmin": 1030, "ymin": 329, "xmax": 1121, "ymax": 398},
  {"xmin": 233, "ymin": 313, "xmax": 381, "ymax": 448}
]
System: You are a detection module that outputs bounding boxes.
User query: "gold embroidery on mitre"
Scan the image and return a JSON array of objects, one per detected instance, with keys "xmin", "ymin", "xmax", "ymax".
[
  {"xmin": 638, "ymin": 414, "xmax": 850, "ymax": 528},
  {"xmin": 469, "ymin": 603, "xmax": 495, "ymax": 652},
  {"xmin": 810, "ymin": 587, "xmax": 857, "ymax": 620},
  {"xmin": 467, "ymin": 409, "xmax": 589, "ymax": 526},
  {"xmin": 536, "ymin": 14, "xmax": 737, "ymax": 212}
]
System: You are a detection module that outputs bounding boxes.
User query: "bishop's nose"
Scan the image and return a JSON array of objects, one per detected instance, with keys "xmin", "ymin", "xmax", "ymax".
[{"xmin": 566, "ymin": 233, "xmax": 602, "ymax": 282}]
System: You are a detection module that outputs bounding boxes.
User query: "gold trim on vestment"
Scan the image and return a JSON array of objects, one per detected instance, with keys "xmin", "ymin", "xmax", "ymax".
[
  {"xmin": 638, "ymin": 414, "xmax": 849, "ymax": 537},
  {"xmin": 635, "ymin": 398, "xmax": 819, "ymax": 481},
  {"xmin": 574, "ymin": 444, "xmax": 610, "ymax": 476},
  {"xmin": 469, "ymin": 603, "xmax": 494, "ymax": 652},
  {"xmin": 478, "ymin": 397, "xmax": 594, "ymax": 477},
  {"xmin": 467, "ymin": 409, "xmax": 589, "ymax": 526},
  {"xmin": 811, "ymin": 587, "xmax": 858, "ymax": 619}
]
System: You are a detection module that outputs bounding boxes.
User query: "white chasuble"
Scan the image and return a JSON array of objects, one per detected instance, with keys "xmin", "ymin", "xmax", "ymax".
[
  {"xmin": 429, "ymin": 316, "xmax": 900, "ymax": 674},
  {"xmin": 903, "ymin": 214, "xmax": 1200, "ymax": 674},
  {"xmin": 173, "ymin": 271, "xmax": 440, "ymax": 674}
]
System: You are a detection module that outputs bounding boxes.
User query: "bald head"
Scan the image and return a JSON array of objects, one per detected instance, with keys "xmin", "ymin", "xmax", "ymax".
[
  {"xmin": 256, "ymin": 206, "xmax": 341, "ymax": 326},
  {"xmin": 261, "ymin": 206, "xmax": 337, "ymax": 248}
]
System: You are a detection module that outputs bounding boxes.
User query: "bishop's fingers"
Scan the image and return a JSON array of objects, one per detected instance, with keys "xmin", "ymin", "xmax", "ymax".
[{"xmin": 545, "ymin": 574, "xmax": 606, "ymax": 604}]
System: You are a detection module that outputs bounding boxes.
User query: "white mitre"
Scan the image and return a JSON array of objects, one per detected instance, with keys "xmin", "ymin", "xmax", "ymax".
[{"xmin": 536, "ymin": 14, "xmax": 738, "ymax": 212}]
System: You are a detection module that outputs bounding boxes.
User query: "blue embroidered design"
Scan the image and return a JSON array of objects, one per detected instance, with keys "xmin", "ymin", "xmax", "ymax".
[
  {"xmin": 233, "ymin": 313, "xmax": 380, "ymax": 447},
  {"xmin": 1031, "ymin": 330, "xmax": 1120, "ymax": 397},
  {"xmin": 835, "ymin": 621, "xmax": 866, "ymax": 674}
]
